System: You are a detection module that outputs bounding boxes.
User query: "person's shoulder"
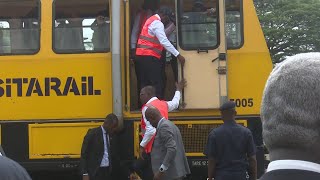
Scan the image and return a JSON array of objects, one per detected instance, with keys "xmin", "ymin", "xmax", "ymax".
[
  {"xmin": 237, "ymin": 125, "xmax": 253, "ymax": 135},
  {"xmin": 208, "ymin": 127, "xmax": 220, "ymax": 136},
  {"xmin": 212, "ymin": 125, "xmax": 225, "ymax": 133},
  {"xmin": 87, "ymin": 126, "xmax": 101, "ymax": 135},
  {"xmin": 162, "ymin": 119, "xmax": 173, "ymax": 126},
  {"xmin": 0, "ymin": 156, "xmax": 31, "ymax": 180}
]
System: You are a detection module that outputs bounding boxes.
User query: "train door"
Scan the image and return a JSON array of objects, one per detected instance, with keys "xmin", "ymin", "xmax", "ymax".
[{"xmin": 177, "ymin": 0, "xmax": 227, "ymax": 109}]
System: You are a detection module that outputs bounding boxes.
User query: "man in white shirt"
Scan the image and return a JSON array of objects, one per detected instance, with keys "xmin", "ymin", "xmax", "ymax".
[
  {"xmin": 132, "ymin": 79, "xmax": 186, "ymax": 180},
  {"xmin": 135, "ymin": 7, "xmax": 186, "ymax": 101},
  {"xmin": 130, "ymin": 0, "xmax": 158, "ymax": 51},
  {"xmin": 260, "ymin": 53, "xmax": 320, "ymax": 180}
]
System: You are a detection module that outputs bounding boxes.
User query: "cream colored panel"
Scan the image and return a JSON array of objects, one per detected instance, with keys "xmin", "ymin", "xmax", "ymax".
[{"xmin": 179, "ymin": 50, "xmax": 220, "ymax": 109}]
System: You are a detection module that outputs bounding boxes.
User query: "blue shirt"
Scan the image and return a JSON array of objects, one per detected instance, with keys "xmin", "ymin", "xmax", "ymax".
[{"xmin": 205, "ymin": 121, "xmax": 256, "ymax": 172}]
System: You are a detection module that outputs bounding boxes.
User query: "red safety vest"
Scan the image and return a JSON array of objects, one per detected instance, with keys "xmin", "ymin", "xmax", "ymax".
[
  {"xmin": 136, "ymin": 15, "xmax": 164, "ymax": 59},
  {"xmin": 141, "ymin": 99, "xmax": 168, "ymax": 153}
]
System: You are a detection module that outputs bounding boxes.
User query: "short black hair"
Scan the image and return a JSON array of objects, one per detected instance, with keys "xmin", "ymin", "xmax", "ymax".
[
  {"xmin": 104, "ymin": 113, "xmax": 118, "ymax": 125},
  {"xmin": 142, "ymin": 86, "xmax": 156, "ymax": 96}
]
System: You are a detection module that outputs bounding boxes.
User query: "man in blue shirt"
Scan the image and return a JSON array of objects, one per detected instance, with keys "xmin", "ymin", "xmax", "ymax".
[{"xmin": 205, "ymin": 101, "xmax": 257, "ymax": 180}]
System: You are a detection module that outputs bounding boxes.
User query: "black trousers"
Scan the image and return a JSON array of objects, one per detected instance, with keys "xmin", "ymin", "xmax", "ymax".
[
  {"xmin": 135, "ymin": 55, "xmax": 164, "ymax": 101},
  {"xmin": 215, "ymin": 171, "xmax": 248, "ymax": 180},
  {"xmin": 92, "ymin": 167, "xmax": 112, "ymax": 180},
  {"xmin": 133, "ymin": 153, "xmax": 153, "ymax": 180}
]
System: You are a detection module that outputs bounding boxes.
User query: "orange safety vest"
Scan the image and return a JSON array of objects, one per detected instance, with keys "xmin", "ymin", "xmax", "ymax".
[
  {"xmin": 141, "ymin": 99, "xmax": 168, "ymax": 153},
  {"xmin": 136, "ymin": 15, "xmax": 164, "ymax": 59}
]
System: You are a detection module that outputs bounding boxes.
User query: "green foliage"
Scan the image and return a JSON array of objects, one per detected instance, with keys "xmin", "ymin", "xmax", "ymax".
[{"xmin": 255, "ymin": 0, "xmax": 320, "ymax": 63}]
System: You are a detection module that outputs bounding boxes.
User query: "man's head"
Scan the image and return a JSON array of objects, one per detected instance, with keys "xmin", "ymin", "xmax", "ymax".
[
  {"xmin": 102, "ymin": 113, "xmax": 119, "ymax": 134},
  {"xmin": 193, "ymin": 0, "xmax": 205, "ymax": 12},
  {"xmin": 145, "ymin": 106, "xmax": 163, "ymax": 128},
  {"xmin": 140, "ymin": 86, "xmax": 156, "ymax": 105},
  {"xmin": 219, "ymin": 101, "xmax": 237, "ymax": 122},
  {"xmin": 157, "ymin": 6, "xmax": 172, "ymax": 26},
  {"xmin": 143, "ymin": 0, "xmax": 159, "ymax": 11},
  {"xmin": 261, "ymin": 53, "xmax": 320, "ymax": 163}
]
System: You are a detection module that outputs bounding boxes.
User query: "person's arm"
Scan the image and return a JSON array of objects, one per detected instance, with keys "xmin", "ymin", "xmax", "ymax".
[
  {"xmin": 205, "ymin": 131, "xmax": 217, "ymax": 180},
  {"xmin": 139, "ymin": 107, "xmax": 156, "ymax": 155},
  {"xmin": 208, "ymin": 157, "xmax": 216, "ymax": 180},
  {"xmin": 159, "ymin": 123, "xmax": 177, "ymax": 171},
  {"xmin": 80, "ymin": 129, "xmax": 93, "ymax": 180},
  {"xmin": 167, "ymin": 79, "xmax": 186, "ymax": 111},
  {"xmin": 91, "ymin": 19, "xmax": 98, "ymax": 31},
  {"xmin": 131, "ymin": 13, "xmax": 141, "ymax": 49},
  {"xmin": 152, "ymin": 20, "xmax": 179, "ymax": 57},
  {"xmin": 248, "ymin": 155, "xmax": 257, "ymax": 180},
  {"xmin": 152, "ymin": 20, "xmax": 186, "ymax": 66},
  {"xmin": 247, "ymin": 131, "xmax": 257, "ymax": 180}
]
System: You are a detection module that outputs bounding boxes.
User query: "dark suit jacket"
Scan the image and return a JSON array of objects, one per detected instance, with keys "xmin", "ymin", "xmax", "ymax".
[
  {"xmin": 80, "ymin": 126, "xmax": 124, "ymax": 179},
  {"xmin": 260, "ymin": 169, "xmax": 320, "ymax": 180}
]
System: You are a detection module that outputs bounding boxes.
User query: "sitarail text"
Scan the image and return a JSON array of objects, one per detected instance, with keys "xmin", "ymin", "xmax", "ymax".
[{"xmin": 0, "ymin": 76, "xmax": 101, "ymax": 97}]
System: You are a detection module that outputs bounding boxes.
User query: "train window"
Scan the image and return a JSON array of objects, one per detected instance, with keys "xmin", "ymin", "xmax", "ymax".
[
  {"xmin": 178, "ymin": 0, "xmax": 219, "ymax": 50},
  {"xmin": 53, "ymin": 0, "xmax": 110, "ymax": 53},
  {"xmin": 226, "ymin": 0, "xmax": 243, "ymax": 49},
  {"xmin": 0, "ymin": 0, "xmax": 40, "ymax": 55}
]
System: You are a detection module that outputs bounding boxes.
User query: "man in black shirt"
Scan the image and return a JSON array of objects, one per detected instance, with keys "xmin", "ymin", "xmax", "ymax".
[{"xmin": 205, "ymin": 101, "xmax": 257, "ymax": 180}]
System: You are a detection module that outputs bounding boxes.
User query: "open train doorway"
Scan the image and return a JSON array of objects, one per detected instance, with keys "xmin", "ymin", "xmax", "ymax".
[
  {"xmin": 127, "ymin": 0, "xmax": 231, "ymax": 111},
  {"xmin": 128, "ymin": 0, "xmax": 178, "ymax": 111}
]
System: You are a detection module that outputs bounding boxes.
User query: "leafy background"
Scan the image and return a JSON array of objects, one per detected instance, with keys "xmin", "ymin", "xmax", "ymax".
[{"xmin": 254, "ymin": 0, "xmax": 320, "ymax": 63}]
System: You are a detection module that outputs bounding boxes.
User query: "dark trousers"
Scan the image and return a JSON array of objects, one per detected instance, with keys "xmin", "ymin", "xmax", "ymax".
[
  {"xmin": 92, "ymin": 167, "xmax": 112, "ymax": 180},
  {"xmin": 133, "ymin": 153, "xmax": 153, "ymax": 180},
  {"xmin": 215, "ymin": 171, "xmax": 248, "ymax": 180},
  {"xmin": 135, "ymin": 55, "xmax": 164, "ymax": 101},
  {"xmin": 160, "ymin": 50, "xmax": 167, "ymax": 96}
]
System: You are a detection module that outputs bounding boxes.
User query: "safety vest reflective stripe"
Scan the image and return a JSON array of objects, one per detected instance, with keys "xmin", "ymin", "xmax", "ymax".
[
  {"xmin": 136, "ymin": 15, "xmax": 164, "ymax": 59},
  {"xmin": 140, "ymin": 99, "xmax": 169, "ymax": 153},
  {"xmin": 139, "ymin": 35, "xmax": 161, "ymax": 44},
  {"xmin": 136, "ymin": 44, "xmax": 162, "ymax": 54}
]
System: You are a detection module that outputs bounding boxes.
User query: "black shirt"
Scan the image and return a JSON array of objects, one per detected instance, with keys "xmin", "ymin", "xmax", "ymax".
[{"xmin": 204, "ymin": 121, "xmax": 256, "ymax": 172}]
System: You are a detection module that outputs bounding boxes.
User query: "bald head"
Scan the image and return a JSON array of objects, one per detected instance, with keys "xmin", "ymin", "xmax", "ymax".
[
  {"xmin": 145, "ymin": 106, "xmax": 163, "ymax": 128},
  {"xmin": 140, "ymin": 86, "xmax": 156, "ymax": 105},
  {"xmin": 261, "ymin": 53, "xmax": 320, "ymax": 162}
]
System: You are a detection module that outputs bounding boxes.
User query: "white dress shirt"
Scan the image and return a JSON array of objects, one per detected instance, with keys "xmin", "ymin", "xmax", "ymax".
[
  {"xmin": 148, "ymin": 14, "xmax": 179, "ymax": 57},
  {"xmin": 140, "ymin": 91, "xmax": 181, "ymax": 148},
  {"xmin": 267, "ymin": 160, "xmax": 320, "ymax": 174},
  {"xmin": 131, "ymin": 9, "xmax": 153, "ymax": 49},
  {"xmin": 100, "ymin": 126, "xmax": 110, "ymax": 167}
]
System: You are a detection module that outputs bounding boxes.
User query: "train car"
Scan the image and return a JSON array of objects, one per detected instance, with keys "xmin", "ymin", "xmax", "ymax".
[{"xmin": 0, "ymin": 0, "xmax": 272, "ymax": 179}]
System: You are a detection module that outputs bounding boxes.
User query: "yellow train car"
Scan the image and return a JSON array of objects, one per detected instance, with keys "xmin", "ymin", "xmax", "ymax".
[{"xmin": 0, "ymin": 0, "xmax": 272, "ymax": 179}]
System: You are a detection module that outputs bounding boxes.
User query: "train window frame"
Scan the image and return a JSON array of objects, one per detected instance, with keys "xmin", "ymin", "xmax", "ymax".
[
  {"xmin": 177, "ymin": 0, "xmax": 220, "ymax": 51},
  {"xmin": 0, "ymin": 0, "xmax": 41, "ymax": 56},
  {"xmin": 52, "ymin": 0, "xmax": 111, "ymax": 54},
  {"xmin": 226, "ymin": 0, "xmax": 244, "ymax": 50}
]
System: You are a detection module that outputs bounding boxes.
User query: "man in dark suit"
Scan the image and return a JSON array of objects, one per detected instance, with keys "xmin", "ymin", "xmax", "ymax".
[
  {"xmin": 204, "ymin": 101, "xmax": 257, "ymax": 180},
  {"xmin": 260, "ymin": 53, "xmax": 320, "ymax": 180},
  {"xmin": 80, "ymin": 113, "xmax": 124, "ymax": 180},
  {"xmin": 145, "ymin": 106, "xmax": 190, "ymax": 180}
]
